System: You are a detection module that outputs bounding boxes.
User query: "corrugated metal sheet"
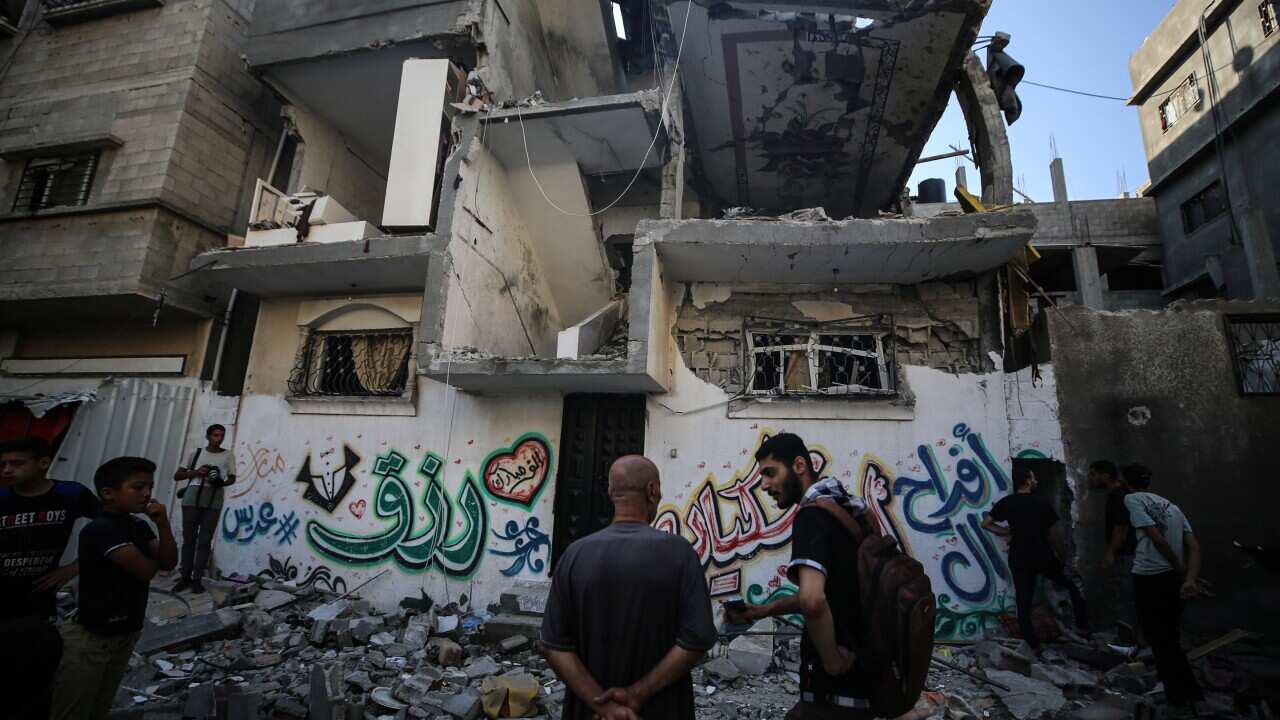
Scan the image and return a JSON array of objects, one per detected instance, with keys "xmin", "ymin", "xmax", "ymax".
[{"xmin": 53, "ymin": 378, "xmax": 197, "ymax": 508}]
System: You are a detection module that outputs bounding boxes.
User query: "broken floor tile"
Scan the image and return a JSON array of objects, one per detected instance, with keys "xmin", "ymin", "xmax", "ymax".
[{"xmin": 986, "ymin": 669, "xmax": 1067, "ymax": 720}]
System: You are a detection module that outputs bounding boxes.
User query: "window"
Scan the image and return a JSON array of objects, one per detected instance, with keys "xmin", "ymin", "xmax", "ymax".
[
  {"xmin": 746, "ymin": 317, "xmax": 894, "ymax": 396},
  {"xmin": 289, "ymin": 329, "xmax": 413, "ymax": 398},
  {"xmin": 12, "ymin": 153, "xmax": 99, "ymax": 212},
  {"xmin": 1180, "ymin": 180, "xmax": 1229, "ymax": 234},
  {"xmin": 1158, "ymin": 75, "xmax": 1200, "ymax": 133},
  {"xmin": 1262, "ymin": 1, "xmax": 1278, "ymax": 37},
  {"xmin": 1227, "ymin": 316, "xmax": 1280, "ymax": 395}
]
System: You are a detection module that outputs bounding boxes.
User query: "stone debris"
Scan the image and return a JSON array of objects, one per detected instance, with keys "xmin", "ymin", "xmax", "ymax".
[{"xmin": 110, "ymin": 576, "xmax": 1272, "ymax": 720}]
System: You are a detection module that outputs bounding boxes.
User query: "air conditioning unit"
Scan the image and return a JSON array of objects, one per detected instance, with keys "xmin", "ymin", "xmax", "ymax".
[{"xmin": 382, "ymin": 59, "xmax": 467, "ymax": 232}]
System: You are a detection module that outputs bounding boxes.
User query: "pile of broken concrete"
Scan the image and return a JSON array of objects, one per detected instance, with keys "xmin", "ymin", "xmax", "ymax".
[{"xmin": 107, "ymin": 575, "xmax": 1276, "ymax": 720}]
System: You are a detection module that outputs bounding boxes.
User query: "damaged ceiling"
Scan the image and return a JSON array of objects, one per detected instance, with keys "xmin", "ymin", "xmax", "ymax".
[{"xmin": 661, "ymin": 0, "xmax": 991, "ymax": 218}]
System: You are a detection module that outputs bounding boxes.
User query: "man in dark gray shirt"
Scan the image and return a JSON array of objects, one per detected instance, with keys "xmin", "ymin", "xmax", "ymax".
[{"xmin": 541, "ymin": 456, "xmax": 717, "ymax": 720}]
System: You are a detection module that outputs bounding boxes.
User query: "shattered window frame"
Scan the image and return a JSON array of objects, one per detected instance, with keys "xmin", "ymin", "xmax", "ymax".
[
  {"xmin": 1158, "ymin": 74, "xmax": 1200, "ymax": 133},
  {"xmin": 288, "ymin": 328, "xmax": 414, "ymax": 399},
  {"xmin": 1226, "ymin": 315, "xmax": 1280, "ymax": 396},
  {"xmin": 1180, "ymin": 179, "xmax": 1229, "ymax": 235},
  {"xmin": 744, "ymin": 315, "xmax": 896, "ymax": 397}
]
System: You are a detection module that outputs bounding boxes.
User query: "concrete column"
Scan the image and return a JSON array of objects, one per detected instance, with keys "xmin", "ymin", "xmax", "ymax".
[
  {"xmin": 1073, "ymin": 246, "xmax": 1106, "ymax": 309},
  {"xmin": 1050, "ymin": 158, "xmax": 1069, "ymax": 204},
  {"xmin": 1244, "ymin": 208, "xmax": 1280, "ymax": 299}
]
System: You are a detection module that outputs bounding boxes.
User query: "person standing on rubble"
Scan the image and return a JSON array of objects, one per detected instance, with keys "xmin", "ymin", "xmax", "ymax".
[
  {"xmin": 172, "ymin": 423, "xmax": 237, "ymax": 594},
  {"xmin": 540, "ymin": 455, "xmax": 717, "ymax": 720},
  {"xmin": 982, "ymin": 467, "xmax": 1091, "ymax": 653},
  {"xmin": 1088, "ymin": 460, "xmax": 1139, "ymax": 640},
  {"xmin": 726, "ymin": 433, "xmax": 865, "ymax": 719},
  {"xmin": 51, "ymin": 456, "xmax": 178, "ymax": 720},
  {"xmin": 0, "ymin": 437, "xmax": 101, "ymax": 720},
  {"xmin": 1122, "ymin": 464, "xmax": 1204, "ymax": 716}
]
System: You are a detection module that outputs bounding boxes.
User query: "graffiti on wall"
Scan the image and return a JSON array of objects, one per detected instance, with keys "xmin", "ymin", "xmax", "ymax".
[
  {"xmin": 654, "ymin": 433, "xmax": 829, "ymax": 569},
  {"xmin": 654, "ymin": 424, "xmax": 1015, "ymax": 639},
  {"xmin": 306, "ymin": 451, "xmax": 488, "ymax": 577},
  {"xmin": 490, "ymin": 517, "xmax": 551, "ymax": 577},
  {"xmin": 222, "ymin": 502, "xmax": 300, "ymax": 546},
  {"xmin": 297, "ymin": 446, "xmax": 361, "ymax": 514},
  {"xmin": 889, "ymin": 423, "xmax": 1013, "ymax": 636},
  {"xmin": 482, "ymin": 435, "xmax": 551, "ymax": 508},
  {"xmin": 260, "ymin": 553, "xmax": 349, "ymax": 594}
]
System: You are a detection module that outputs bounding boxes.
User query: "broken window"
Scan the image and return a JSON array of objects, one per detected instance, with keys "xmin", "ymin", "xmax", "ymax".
[
  {"xmin": 746, "ymin": 317, "xmax": 894, "ymax": 396},
  {"xmin": 1158, "ymin": 75, "xmax": 1200, "ymax": 133},
  {"xmin": 1227, "ymin": 316, "xmax": 1280, "ymax": 395},
  {"xmin": 288, "ymin": 329, "xmax": 413, "ymax": 398},
  {"xmin": 12, "ymin": 152, "xmax": 98, "ymax": 212},
  {"xmin": 1180, "ymin": 180, "xmax": 1228, "ymax": 235},
  {"xmin": 1262, "ymin": 1, "xmax": 1278, "ymax": 37}
]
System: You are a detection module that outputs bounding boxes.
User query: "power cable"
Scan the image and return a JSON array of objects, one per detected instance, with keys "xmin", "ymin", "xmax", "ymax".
[
  {"xmin": 516, "ymin": 0, "xmax": 694, "ymax": 218},
  {"xmin": 1021, "ymin": 80, "xmax": 1129, "ymax": 102}
]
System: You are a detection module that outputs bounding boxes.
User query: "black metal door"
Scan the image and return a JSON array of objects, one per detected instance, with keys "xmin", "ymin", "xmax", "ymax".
[{"xmin": 551, "ymin": 394, "xmax": 646, "ymax": 566}]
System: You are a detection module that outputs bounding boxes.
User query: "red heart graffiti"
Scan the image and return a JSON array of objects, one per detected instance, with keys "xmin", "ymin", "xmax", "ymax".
[
  {"xmin": 348, "ymin": 499, "xmax": 367, "ymax": 518},
  {"xmin": 483, "ymin": 438, "xmax": 550, "ymax": 507}
]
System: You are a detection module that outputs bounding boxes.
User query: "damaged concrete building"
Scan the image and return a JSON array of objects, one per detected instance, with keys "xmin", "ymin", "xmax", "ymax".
[{"xmin": 1, "ymin": 0, "xmax": 1276, "ymax": 654}]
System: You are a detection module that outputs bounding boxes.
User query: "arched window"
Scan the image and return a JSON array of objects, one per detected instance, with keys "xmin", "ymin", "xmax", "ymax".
[{"xmin": 289, "ymin": 305, "xmax": 414, "ymax": 398}]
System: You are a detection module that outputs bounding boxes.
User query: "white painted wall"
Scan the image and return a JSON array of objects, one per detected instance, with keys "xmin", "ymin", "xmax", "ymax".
[
  {"xmin": 645, "ymin": 349, "xmax": 1058, "ymax": 640},
  {"xmin": 212, "ymin": 383, "xmax": 564, "ymax": 607}
]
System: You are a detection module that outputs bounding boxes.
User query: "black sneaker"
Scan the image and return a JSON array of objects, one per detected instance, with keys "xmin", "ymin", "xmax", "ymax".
[
  {"xmin": 190, "ymin": 579, "xmax": 207, "ymax": 594},
  {"xmin": 173, "ymin": 577, "xmax": 191, "ymax": 593}
]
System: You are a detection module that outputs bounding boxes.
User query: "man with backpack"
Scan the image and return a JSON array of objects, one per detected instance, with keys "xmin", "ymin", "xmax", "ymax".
[{"xmin": 727, "ymin": 434, "xmax": 934, "ymax": 719}]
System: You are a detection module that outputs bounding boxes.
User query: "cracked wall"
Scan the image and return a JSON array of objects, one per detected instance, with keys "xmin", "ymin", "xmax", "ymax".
[{"xmin": 674, "ymin": 280, "xmax": 985, "ymax": 394}]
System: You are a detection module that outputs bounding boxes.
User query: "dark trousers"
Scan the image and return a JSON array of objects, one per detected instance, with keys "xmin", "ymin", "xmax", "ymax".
[
  {"xmin": 1011, "ymin": 561, "xmax": 1090, "ymax": 649},
  {"xmin": 180, "ymin": 504, "xmax": 220, "ymax": 580},
  {"xmin": 1133, "ymin": 571, "xmax": 1202, "ymax": 707},
  {"xmin": 0, "ymin": 621, "xmax": 63, "ymax": 719}
]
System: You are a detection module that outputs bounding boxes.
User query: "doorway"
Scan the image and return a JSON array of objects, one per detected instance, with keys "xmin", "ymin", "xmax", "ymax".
[{"xmin": 550, "ymin": 394, "xmax": 646, "ymax": 565}]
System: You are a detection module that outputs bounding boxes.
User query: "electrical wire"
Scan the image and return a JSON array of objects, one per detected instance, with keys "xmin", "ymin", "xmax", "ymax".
[
  {"xmin": 516, "ymin": 0, "xmax": 694, "ymax": 218},
  {"xmin": 1020, "ymin": 80, "xmax": 1129, "ymax": 102}
]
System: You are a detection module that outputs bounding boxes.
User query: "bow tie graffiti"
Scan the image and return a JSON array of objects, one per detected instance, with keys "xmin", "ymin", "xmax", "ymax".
[
  {"xmin": 296, "ymin": 445, "xmax": 361, "ymax": 514},
  {"xmin": 306, "ymin": 451, "xmax": 487, "ymax": 578}
]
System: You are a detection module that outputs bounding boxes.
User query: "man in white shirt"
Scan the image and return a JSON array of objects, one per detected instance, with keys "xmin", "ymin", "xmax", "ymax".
[
  {"xmin": 1123, "ymin": 464, "xmax": 1203, "ymax": 716},
  {"xmin": 172, "ymin": 424, "xmax": 237, "ymax": 594}
]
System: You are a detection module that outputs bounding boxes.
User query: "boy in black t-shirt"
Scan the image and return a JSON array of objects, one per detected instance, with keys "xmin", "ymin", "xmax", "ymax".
[
  {"xmin": 727, "ymin": 434, "xmax": 867, "ymax": 719},
  {"xmin": 983, "ymin": 467, "xmax": 1090, "ymax": 652},
  {"xmin": 0, "ymin": 437, "xmax": 101, "ymax": 720},
  {"xmin": 50, "ymin": 456, "xmax": 177, "ymax": 720}
]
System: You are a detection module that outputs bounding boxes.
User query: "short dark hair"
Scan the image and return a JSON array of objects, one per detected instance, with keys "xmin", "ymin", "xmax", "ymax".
[
  {"xmin": 1089, "ymin": 460, "xmax": 1118, "ymax": 479},
  {"xmin": 206, "ymin": 424, "xmax": 226, "ymax": 436},
  {"xmin": 755, "ymin": 433, "xmax": 812, "ymax": 474},
  {"xmin": 1122, "ymin": 464, "xmax": 1152, "ymax": 490},
  {"xmin": 0, "ymin": 437, "xmax": 54, "ymax": 460},
  {"xmin": 94, "ymin": 456, "xmax": 157, "ymax": 494},
  {"xmin": 1012, "ymin": 466, "xmax": 1035, "ymax": 489}
]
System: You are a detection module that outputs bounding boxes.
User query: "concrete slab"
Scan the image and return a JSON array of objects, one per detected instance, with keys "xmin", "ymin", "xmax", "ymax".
[{"xmin": 641, "ymin": 209, "xmax": 1038, "ymax": 284}]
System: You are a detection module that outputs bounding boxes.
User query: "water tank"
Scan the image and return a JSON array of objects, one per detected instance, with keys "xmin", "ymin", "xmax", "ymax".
[{"xmin": 918, "ymin": 178, "xmax": 947, "ymax": 204}]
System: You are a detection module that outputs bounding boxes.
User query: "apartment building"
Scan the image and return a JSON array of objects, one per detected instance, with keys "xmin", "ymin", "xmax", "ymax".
[{"xmin": 0, "ymin": 0, "xmax": 279, "ymax": 484}]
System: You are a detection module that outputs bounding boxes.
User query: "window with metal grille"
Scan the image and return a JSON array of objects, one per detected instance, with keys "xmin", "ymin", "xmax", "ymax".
[
  {"xmin": 12, "ymin": 153, "xmax": 99, "ymax": 212},
  {"xmin": 288, "ymin": 329, "xmax": 413, "ymax": 398},
  {"xmin": 1180, "ymin": 180, "xmax": 1228, "ymax": 234},
  {"xmin": 1227, "ymin": 316, "xmax": 1280, "ymax": 395},
  {"xmin": 1158, "ymin": 75, "xmax": 1200, "ymax": 133},
  {"xmin": 746, "ymin": 316, "xmax": 894, "ymax": 396},
  {"xmin": 1262, "ymin": 1, "xmax": 1278, "ymax": 37}
]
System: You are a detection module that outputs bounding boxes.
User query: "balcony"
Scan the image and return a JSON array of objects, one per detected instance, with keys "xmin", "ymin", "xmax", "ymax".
[{"xmin": 42, "ymin": 0, "xmax": 164, "ymax": 26}]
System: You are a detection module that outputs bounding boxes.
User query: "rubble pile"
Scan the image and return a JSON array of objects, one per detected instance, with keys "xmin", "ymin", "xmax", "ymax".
[{"xmin": 112, "ymin": 577, "xmax": 1276, "ymax": 720}]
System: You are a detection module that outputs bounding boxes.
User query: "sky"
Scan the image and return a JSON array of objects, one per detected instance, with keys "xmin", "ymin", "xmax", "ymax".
[{"xmin": 906, "ymin": 0, "xmax": 1178, "ymax": 203}]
